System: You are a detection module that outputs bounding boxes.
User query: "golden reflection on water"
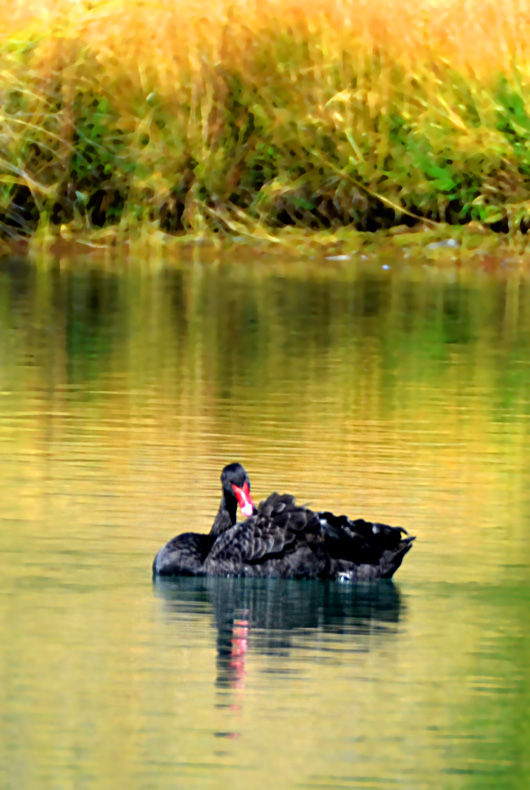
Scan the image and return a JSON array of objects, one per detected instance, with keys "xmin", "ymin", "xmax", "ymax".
[{"xmin": 1, "ymin": 253, "xmax": 530, "ymax": 788}]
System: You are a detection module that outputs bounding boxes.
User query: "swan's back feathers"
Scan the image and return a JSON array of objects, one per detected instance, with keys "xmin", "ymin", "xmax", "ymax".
[
  {"xmin": 203, "ymin": 492, "xmax": 326, "ymax": 578},
  {"xmin": 318, "ymin": 510, "xmax": 415, "ymax": 580},
  {"xmin": 203, "ymin": 493, "xmax": 415, "ymax": 580}
]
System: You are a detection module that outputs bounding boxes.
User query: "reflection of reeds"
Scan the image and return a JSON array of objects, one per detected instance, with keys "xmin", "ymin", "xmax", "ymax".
[
  {"xmin": 2, "ymin": 256, "xmax": 530, "ymax": 581},
  {"xmin": 3, "ymin": 0, "xmax": 530, "ymax": 238}
]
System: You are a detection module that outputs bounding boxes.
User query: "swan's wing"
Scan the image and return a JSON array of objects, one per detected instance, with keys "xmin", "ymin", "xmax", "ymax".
[{"xmin": 204, "ymin": 493, "xmax": 322, "ymax": 570}]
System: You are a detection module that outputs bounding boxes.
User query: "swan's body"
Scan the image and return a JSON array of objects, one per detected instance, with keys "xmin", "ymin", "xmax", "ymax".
[
  {"xmin": 153, "ymin": 463, "xmax": 414, "ymax": 580},
  {"xmin": 153, "ymin": 462, "xmax": 253, "ymax": 576}
]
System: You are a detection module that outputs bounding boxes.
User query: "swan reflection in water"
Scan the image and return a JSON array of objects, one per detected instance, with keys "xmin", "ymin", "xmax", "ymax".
[{"xmin": 153, "ymin": 577, "xmax": 404, "ymax": 690}]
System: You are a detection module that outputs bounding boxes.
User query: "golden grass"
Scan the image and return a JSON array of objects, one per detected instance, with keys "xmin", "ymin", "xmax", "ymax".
[{"xmin": 2, "ymin": 0, "xmax": 530, "ymax": 240}]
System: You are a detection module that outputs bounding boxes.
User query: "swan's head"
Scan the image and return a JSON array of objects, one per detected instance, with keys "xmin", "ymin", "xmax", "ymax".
[{"xmin": 221, "ymin": 462, "xmax": 255, "ymax": 518}]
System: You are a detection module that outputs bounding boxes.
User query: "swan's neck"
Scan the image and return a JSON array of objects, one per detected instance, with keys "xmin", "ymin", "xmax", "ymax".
[{"xmin": 211, "ymin": 492, "xmax": 238, "ymax": 536}]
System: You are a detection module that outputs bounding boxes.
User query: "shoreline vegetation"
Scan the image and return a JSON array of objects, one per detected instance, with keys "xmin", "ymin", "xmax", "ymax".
[{"xmin": 3, "ymin": 0, "xmax": 530, "ymax": 253}]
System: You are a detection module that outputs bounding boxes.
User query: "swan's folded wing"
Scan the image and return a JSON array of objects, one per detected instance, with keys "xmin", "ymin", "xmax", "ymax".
[
  {"xmin": 204, "ymin": 492, "xmax": 322, "ymax": 571},
  {"xmin": 319, "ymin": 511, "xmax": 413, "ymax": 565}
]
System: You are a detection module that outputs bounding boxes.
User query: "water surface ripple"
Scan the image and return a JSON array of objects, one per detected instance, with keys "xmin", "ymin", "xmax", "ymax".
[{"xmin": 1, "ymin": 254, "xmax": 529, "ymax": 789}]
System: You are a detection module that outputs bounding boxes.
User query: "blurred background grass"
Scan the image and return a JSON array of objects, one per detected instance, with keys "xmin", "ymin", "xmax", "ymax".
[{"xmin": 2, "ymin": 0, "xmax": 530, "ymax": 240}]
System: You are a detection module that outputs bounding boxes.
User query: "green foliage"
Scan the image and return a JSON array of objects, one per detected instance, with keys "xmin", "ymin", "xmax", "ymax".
[{"xmin": 4, "ymin": 16, "xmax": 530, "ymax": 239}]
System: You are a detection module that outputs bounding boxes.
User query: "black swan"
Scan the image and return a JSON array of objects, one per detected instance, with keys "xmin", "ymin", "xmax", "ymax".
[{"xmin": 153, "ymin": 463, "xmax": 415, "ymax": 580}]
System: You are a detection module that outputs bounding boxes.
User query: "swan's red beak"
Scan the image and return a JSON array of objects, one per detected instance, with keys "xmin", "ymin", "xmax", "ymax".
[{"xmin": 232, "ymin": 482, "xmax": 254, "ymax": 518}]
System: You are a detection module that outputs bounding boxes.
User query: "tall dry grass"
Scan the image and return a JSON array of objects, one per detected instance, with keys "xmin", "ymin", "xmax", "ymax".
[{"xmin": 2, "ymin": 0, "xmax": 530, "ymax": 239}]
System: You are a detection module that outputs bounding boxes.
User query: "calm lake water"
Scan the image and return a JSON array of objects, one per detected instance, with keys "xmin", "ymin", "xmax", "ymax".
[{"xmin": 1, "ymin": 251, "xmax": 529, "ymax": 789}]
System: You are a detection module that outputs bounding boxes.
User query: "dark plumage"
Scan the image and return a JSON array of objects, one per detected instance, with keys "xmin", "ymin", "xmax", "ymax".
[
  {"xmin": 317, "ymin": 511, "xmax": 414, "ymax": 581},
  {"xmin": 153, "ymin": 462, "xmax": 253, "ymax": 576},
  {"xmin": 204, "ymin": 493, "xmax": 328, "ymax": 578},
  {"xmin": 152, "ymin": 463, "xmax": 415, "ymax": 580}
]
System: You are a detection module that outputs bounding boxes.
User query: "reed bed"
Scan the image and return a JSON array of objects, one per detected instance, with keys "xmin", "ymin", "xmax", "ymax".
[{"xmin": 2, "ymin": 0, "xmax": 530, "ymax": 241}]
